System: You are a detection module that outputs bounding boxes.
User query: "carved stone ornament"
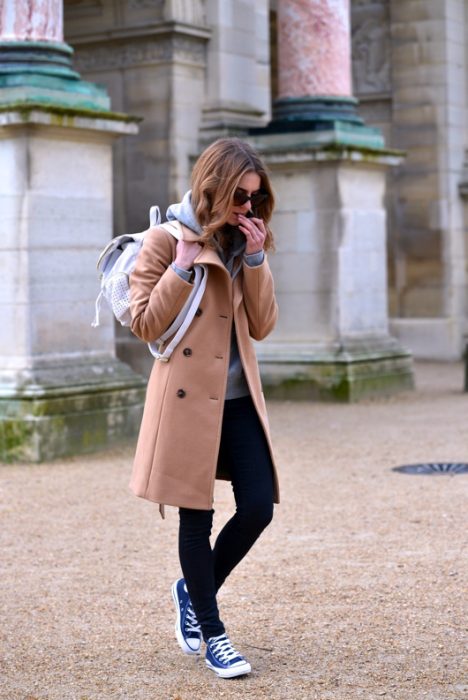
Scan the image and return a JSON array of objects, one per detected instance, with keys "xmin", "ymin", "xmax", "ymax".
[
  {"xmin": 73, "ymin": 35, "xmax": 206, "ymax": 72},
  {"xmin": 352, "ymin": 2, "xmax": 390, "ymax": 96}
]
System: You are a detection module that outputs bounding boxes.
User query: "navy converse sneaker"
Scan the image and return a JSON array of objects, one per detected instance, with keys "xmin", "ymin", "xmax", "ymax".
[
  {"xmin": 171, "ymin": 578, "xmax": 202, "ymax": 655},
  {"xmin": 205, "ymin": 633, "xmax": 251, "ymax": 678}
]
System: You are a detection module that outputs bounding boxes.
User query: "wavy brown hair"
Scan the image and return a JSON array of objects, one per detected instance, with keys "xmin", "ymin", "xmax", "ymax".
[{"xmin": 191, "ymin": 138, "xmax": 275, "ymax": 251}]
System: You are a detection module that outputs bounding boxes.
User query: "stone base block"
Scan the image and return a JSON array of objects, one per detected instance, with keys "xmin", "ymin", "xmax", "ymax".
[
  {"xmin": 258, "ymin": 341, "xmax": 414, "ymax": 402},
  {"xmin": 0, "ymin": 360, "xmax": 146, "ymax": 463}
]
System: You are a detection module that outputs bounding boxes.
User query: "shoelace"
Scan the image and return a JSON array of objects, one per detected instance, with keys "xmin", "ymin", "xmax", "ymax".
[
  {"xmin": 209, "ymin": 634, "xmax": 241, "ymax": 663},
  {"xmin": 184, "ymin": 603, "xmax": 201, "ymax": 635}
]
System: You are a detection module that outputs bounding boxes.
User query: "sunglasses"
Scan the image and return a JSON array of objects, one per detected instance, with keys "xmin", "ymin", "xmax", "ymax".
[{"xmin": 233, "ymin": 188, "xmax": 269, "ymax": 208}]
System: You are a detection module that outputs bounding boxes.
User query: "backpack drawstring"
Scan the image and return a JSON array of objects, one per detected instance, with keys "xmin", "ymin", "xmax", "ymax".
[{"xmin": 91, "ymin": 290, "xmax": 104, "ymax": 328}]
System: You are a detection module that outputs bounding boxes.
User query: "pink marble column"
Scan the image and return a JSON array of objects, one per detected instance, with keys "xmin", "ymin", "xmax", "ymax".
[
  {"xmin": 0, "ymin": 0, "xmax": 63, "ymax": 42},
  {"xmin": 277, "ymin": 0, "xmax": 352, "ymax": 99}
]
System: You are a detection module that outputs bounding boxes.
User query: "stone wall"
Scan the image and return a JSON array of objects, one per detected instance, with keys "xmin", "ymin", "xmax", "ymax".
[
  {"xmin": 352, "ymin": 0, "xmax": 468, "ymax": 358},
  {"xmin": 64, "ymin": 0, "xmax": 209, "ymax": 236},
  {"xmin": 63, "ymin": 0, "xmax": 468, "ymax": 362}
]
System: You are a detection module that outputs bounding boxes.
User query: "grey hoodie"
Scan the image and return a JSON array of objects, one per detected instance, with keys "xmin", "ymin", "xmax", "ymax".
[{"xmin": 166, "ymin": 191, "xmax": 264, "ymax": 400}]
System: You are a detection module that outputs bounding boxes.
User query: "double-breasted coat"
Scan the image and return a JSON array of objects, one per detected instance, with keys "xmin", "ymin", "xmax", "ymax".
[{"xmin": 128, "ymin": 223, "xmax": 280, "ymax": 511}]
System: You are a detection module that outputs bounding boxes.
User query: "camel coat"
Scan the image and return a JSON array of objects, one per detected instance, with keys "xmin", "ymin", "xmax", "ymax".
[{"xmin": 128, "ymin": 223, "xmax": 279, "ymax": 511}]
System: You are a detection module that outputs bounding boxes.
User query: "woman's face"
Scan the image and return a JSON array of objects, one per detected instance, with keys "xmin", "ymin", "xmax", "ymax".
[{"xmin": 226, "ymin": 171, "xmax": 262, "ymax": 226}]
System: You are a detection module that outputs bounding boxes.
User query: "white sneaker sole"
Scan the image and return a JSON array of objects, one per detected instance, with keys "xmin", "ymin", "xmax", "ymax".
[
  {"xmin": 171, "ymin": 580, "xmax": 201, "ymax": 656},
  {"xmin": 205, "ymin": 659, "xmax": 252, "ymax": 678}
]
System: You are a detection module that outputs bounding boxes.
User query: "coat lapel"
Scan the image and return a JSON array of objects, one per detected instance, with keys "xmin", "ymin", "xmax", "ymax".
[{"xmin": 195, "ymin": 245, "xmax": 229, "ymax": 275}]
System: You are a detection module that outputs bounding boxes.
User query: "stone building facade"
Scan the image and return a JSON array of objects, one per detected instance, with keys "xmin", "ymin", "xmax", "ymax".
[
  {"xmin": 7, "ymin": 0, "xmax": 461, "ymax": 460},
  {"xmin": 351, "ymin": 0, "xmax": 468, "ymax": 360},
  {"xmin": 62, "ymin": 0, "xmax": 468, "ymax": 367}
]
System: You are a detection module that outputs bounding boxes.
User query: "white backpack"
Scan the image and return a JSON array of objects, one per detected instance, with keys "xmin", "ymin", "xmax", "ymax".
[{"xmin": 92, "ymin": 206, "xmax": 208, "ymax": 362}]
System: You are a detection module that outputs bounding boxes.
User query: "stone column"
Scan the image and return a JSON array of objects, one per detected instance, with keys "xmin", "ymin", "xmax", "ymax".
[
  {"xmin": 0, "ymin": 0, "xmax": 63, "ymax": 41},
  {"xmin": 248, "ymin": 0, "xmax": 413, "ymax": 400},
  {"xmin": 277, "ymin": 0, "xmax": 352, "ymax": 98},
  {"xmin": 270, "ymin": 0, "xmax": 380, "ymax": 141},
  {"xmin": 0, "ymin": 1, "xmax": 145, "ymax": 462}
]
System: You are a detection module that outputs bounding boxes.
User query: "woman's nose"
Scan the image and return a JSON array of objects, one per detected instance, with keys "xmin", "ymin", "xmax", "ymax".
[{"xmin": 240, "ymin": 199, "xmax": 252, "ymax": 213}]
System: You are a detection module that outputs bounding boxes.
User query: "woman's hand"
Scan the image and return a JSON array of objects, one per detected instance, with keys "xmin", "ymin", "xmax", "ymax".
[
  {"xmin": 238, "ymin": 214, "xmax": 267, "ymax": 255},
  {"xmin": 174, "ymin": 239, "xmax": 202, "ymax": 270}
]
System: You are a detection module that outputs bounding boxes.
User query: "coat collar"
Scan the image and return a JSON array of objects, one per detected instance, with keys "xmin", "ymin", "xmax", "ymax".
[
  {"xmin": 178, "ymin": 223, "xmax": 243, "ymax": 291},
  {"xmin": 194, "ymin": 244, "xmax": 225, "ymax": 270}
]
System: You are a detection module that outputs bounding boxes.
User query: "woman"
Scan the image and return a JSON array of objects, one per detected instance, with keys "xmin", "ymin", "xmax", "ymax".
[{"xmin": 129, "ymin": 138, "xmax": 280, "ymax": 679}]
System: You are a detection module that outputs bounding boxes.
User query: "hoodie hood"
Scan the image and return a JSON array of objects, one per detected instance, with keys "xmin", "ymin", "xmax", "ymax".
[
  {"xmin": 166, "ymin": 189, "xmax": 246, "ymax": 278},
  {"xmin": 166, "ymin": 190, "xmax": 203, "ymax": 235}
]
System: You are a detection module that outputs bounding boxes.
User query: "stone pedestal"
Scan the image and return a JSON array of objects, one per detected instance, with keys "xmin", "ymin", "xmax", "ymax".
[
  {"xmin": 248, "ymin": 133, "xmax": 413, "ymax": 400},
  {"xmin": 0, "ymin": 108, "xmax": 145, "ymax": 462},
  {"xmin": 0, "ymin": 1, "xmax": 145, "ymax": 462}
]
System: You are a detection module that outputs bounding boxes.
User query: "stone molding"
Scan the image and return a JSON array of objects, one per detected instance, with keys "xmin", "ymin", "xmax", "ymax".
[
  {"xmin": 0, "ymin": 105, "xmax": 139, "ymax": 136},
  {"xmin": 72, "ymin": 28, "xmax": 210, "ymax": 71}
]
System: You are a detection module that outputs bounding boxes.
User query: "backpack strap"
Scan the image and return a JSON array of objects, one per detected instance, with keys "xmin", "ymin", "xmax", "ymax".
[
  {"xmin": 148, "ymin": 219, "xmax": 208, "ymax": 361},
  {"xmin": 148, "ymin": 262, "xmax": 208, "ymax": 361}
]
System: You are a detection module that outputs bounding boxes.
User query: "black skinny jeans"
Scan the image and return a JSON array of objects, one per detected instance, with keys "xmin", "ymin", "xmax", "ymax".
[{"xmin": 178, "ymin": 395, "xmax": 274, "ymax": 641}]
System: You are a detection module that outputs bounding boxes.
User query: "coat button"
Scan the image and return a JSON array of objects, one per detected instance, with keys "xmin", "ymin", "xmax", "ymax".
[
  {"xmin": 176, "ymin": 389, "xmax": 186, "ymax": 398},
  {"xmin": 195, "ymin": 308, "xmax": 203, "ymax": 317},
  {"xmin": 183, "ymin": 348, "xmax": 192, "ymax": 357}
]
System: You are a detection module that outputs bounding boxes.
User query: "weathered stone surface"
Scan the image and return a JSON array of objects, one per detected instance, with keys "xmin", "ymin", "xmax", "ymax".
[
  {"xmin": 352, "ymin": 0, "xmax": 391, "ymax": 97},
  {"xmin": 247, "ymin": 130, "xmax": 412, "ymax": 400},
  {"xmin": 199, "ymin": 0, "xmax": 270, "ymax": 140},
  {"xmin": 66, "ymin": 20, "xmax": 209, "ymax": 225},
  {"xmin": 388, "ymin": 0, "xmax": 467, "ymax": 358},
  {"xmin": 258, "ymin": 340, "xmax": 413, "ymax": 401},
  {"xmin": 0, "ymin": 107, "xmax": 144, "ymax": 462},
  {"xmin": 0, "ymin": 364, "xmax": 146, "ymax": 463}
]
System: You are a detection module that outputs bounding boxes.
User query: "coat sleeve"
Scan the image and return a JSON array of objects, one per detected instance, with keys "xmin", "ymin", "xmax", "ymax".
[
  {"xmin": 241, "ymin": 255, "xmax": 278, "ymax": 341},
  {"xmin": 129, "ymin": 226, "xmax": 194, "ymax": 343}
]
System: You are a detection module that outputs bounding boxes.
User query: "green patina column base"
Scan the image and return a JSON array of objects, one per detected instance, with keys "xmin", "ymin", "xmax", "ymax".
[
  {"xmin": 250, "ymin": 95, "xmax": 386, "ymax": 150},
  {"xmin": 0, "ymin": 40, "xmax": 110, "ymax": 111},
  {"xmin": 259, "ymin": 344, "xmax": 414, "ymax": 402},
  {"xmin": 0, "ymin": 361, "xmax": 146, "ymax": 463}
]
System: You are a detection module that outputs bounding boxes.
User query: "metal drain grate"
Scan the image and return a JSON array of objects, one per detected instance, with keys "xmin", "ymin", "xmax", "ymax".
[{"xmin": 392, "ymin": 462, "xmax": 468, "ymax": 475}]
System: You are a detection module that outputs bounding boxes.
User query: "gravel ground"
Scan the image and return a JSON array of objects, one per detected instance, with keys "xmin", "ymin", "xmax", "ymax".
[{"xmin": 1, "ymin": 361, "xmax": 467, "ymax": 700}]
